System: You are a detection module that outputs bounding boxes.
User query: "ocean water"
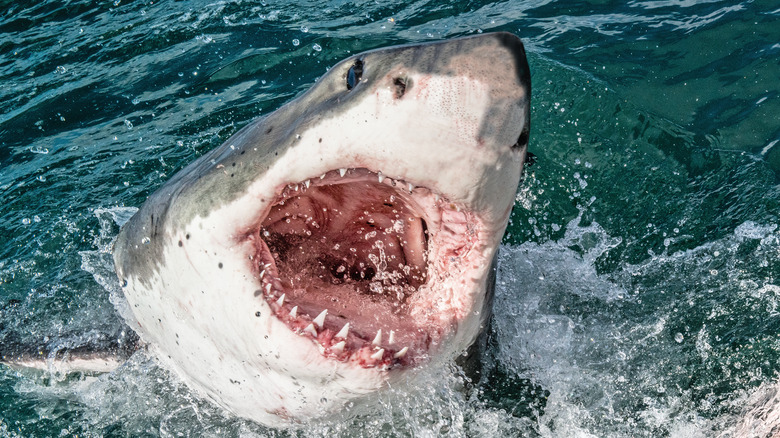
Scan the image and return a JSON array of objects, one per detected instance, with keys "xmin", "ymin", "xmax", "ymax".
[{"xmin": 1, "ymin": 0, "xmax": 779, "ymax": 436}]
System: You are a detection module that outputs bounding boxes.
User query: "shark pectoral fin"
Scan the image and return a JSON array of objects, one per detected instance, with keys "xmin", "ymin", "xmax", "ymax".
[{"xmin": 0, "ymin": 332, "xmax": 142, "ymax": 375}]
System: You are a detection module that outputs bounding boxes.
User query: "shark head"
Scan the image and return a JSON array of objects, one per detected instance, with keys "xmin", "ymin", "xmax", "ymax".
[{"xmin": 113, "ymin": 32, "xmax": 530, "ymax": 426}]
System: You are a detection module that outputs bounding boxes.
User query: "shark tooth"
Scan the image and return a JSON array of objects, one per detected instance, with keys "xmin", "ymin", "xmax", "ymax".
[
  {"xmin": 370, "ymin": 349, "xmax": 385, "ymax": 360},
  {"xmin": 275, "ymin": 294, "xmax": 285, "ymax": 307},
  {"xmin": 377, "ymin": 172, "xmax": 385, "ymax": 183},
  {"xmin": 335, "ymin": 322, "xmax": 350, "ymax": 339},
  {"xmin": 393, "ymin": 346, "xmax": 408, "ymax": 358},
  {"xmin": 331, "ymin": 341, "xmax": 346, "ymax": 355},
  {"xmin": 303, "ymin": 323, "xmax": 317, "ymax": 337},
  {"xmin": 388, "ymin": 330, "xmax": 395, "ymax": 345},
  {"xmin": 372, "ymin": 329, "xmax": 382, "ymax": 346},
  {"xmin": 313, "ymin": 309, "xmax": 328, "ymax": 328},
  {"xmin": 289, "ymin": 306, "xmax": 298, "ymax": 318},
  {"xmin": 339, "ymin": 168, "xmax": 347, "ymax": 177}
]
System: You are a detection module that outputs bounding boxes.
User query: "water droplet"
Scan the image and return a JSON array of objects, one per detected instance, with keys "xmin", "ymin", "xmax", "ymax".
[
  {"xmin": 312, "ymin": 43, "xmax": 322, "ymax": 52},
  {"xmin": 124, "ymin": 119, "xmax": 133, "ymax": 129},
  {"xmin": 674, "ymin": 333, "xmax": 684, "ymax": 343},
  {"xmin": 21, "ymin": 218, "xmax": 31, "ymax": 225},
  {"xmin": 141, "ymin": 237, "xmax": 151, "ymax": 244},
  {"xmin": 292, "ymin": 39, "xmax": 300, "ymax": 46},
  {"xmin": 301, "ymin": 26, "xmax": 309, "ymax": 33},
  {"xmin": 55, "ymin": 65, "xmax": 67, "ymax": 74},
  {"xmin": 132, "ymin": 97, "xmax": 140, "ymax": 105},
  {"xmin": 30, "ymin": 146, "xmax": 49, "ymax": 154}
]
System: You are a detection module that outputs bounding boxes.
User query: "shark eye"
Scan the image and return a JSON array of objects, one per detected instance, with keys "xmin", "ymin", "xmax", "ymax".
[
  {"xmin": 512, "ymin": 126, "xmax": 530, "ymax": 151},
  {"xmin": 346, "ymin": 59, "xmax": 363, "ymax": 90},
  {"xmin": 393, "ymin": 77, "xmax": 407, "ymax": 99}
]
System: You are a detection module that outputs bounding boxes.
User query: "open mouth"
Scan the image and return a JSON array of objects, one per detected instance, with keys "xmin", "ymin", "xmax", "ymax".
[{"xmin": 244, "ymin": 168, "xmax": 479, "ymax": 370}]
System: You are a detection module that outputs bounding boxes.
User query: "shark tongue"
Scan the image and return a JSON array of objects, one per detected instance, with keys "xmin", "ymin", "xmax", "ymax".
[{"xmin": 251, "ymin": 168, "xmax": 447, "ymax": 367}]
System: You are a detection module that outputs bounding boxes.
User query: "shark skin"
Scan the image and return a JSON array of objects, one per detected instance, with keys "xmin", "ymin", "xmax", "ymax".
[{"xmin": 112, "ymin": 32, "xmax": 531, "ymax": 426}]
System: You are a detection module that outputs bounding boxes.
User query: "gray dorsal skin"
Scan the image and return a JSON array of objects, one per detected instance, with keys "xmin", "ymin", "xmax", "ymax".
[{"xmin": 104, "ymin": 32, "xmax": 531, "ymax": 427}]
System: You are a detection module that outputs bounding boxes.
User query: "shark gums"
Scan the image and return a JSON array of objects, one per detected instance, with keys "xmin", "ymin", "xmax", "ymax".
[{"xmin": 112, "ymin": 32, "xmax": 531, "ymax": 426}]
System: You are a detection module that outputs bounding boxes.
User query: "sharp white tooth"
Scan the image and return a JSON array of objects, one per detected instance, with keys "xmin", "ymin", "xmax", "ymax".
[
  {"xmin": 339, "ymin": 168, "xmax": 347, "ymax": 177},
  {"xmin": 388, "ymin": 330, "xmax": 395, "ymax": 345},
  {"xmin": 335, "ymin": 322, "xmax": 350, "ymax": 339},
  {"xmin": 372, "ymin": 329, "xmax": 382, "ymax": 346},
  {"xmin": 331, "ymin": 340, "xmax": 346, "ymax": 354},
  {"xmin": 264, "ymin": 283, "xmax": 272, "ymax": 294},
  {"xmin": 393, "ymin": 346, "xmax": 408, "ymax": 358},
  {"xmin": 275, "ymin": 294, "xmax": 285, "ymax": 307},
  {"xmin": 377, "ymin": 172, "xmax": 385, "ymax": 183},
  {"xmin": 259, "ymin": 270, "xmax": 265, "ymax": 279},
  {"xmin": 293, "ymin": 183, "xmax": 299, "ymax": 191},
  {"xmin": 370, "ymin": 349, "xmax": 385, "ymax": 360},
  {"xmin": 313, "ymin": 309, "xmax": 328, "ymax": 328},
  {"xmin": 303, "ymin": 323, "xmax": 317, "ymax": 337},
  {"xmin": 320, "ymin": 173, "xmax": 326, "ymax": 179},
  {"xmin": 303, "ymin": 179, "xmax": 311, "ymax": 188},
  {"xmin": 407, "ymin": 182, "xmax": 414, "ymax": 192},
  {"xmin": 289, "ymin": 306, "xmax": 298, "ymax": 318}
]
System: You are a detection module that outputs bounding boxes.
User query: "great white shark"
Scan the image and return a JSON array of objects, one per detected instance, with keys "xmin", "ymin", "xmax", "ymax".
[{"xmin": 2, "ymin": 32, "xmax": 531, "ymax": 426}]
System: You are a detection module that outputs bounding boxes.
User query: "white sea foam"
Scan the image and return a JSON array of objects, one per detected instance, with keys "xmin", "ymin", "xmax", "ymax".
[{"xmin": 65, "ymin": 208, "xmax": 780, "ymax": 436}]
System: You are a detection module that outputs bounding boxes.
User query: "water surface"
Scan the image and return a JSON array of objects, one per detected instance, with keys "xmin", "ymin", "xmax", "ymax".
[{"xmin": 1, "ymin": 0, "xmax": 779, "ymax": 436}]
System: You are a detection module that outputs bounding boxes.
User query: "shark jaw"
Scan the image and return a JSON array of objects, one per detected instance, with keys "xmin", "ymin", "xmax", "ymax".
[
  {"xmin": 249, "ymin": 167, "xmax": 482, "ymax": 369},
  {"xmin": 114, "ymin": 32, "xmax": 530, "ymax": 426}
]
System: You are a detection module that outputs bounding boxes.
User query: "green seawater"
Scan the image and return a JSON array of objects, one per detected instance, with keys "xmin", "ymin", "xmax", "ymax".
[{"xmin": 1, "ymin": 0, "xmax": 779, "ymax": 436}]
